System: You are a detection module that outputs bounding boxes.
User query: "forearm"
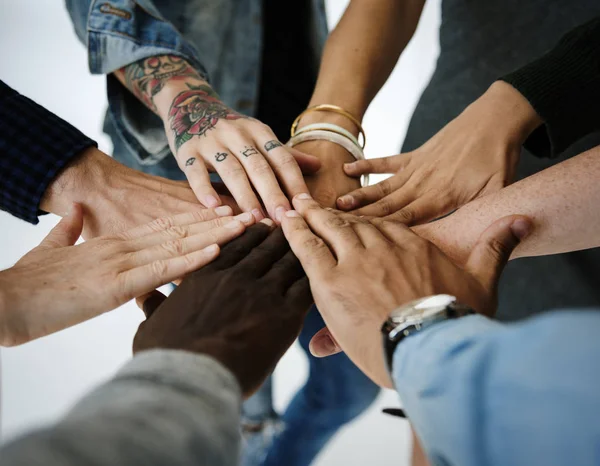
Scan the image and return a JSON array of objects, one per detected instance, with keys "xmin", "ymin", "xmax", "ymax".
[
  {"xmin": 416, "ymin": 145, "xmax": 600, "ymax": 263},
  {"xmin": 0, "ymin": 351, "xmax": 242, "ymax": 466},
  {"xmin": 301, "ymin": 0, "xmax": 424, "ymax": 142}
]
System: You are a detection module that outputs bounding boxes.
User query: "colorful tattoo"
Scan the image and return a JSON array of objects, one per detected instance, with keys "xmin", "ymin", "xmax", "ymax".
[
  {"xmin": 215, "ymin": 152, "xmax": 228, "ymax": 162},
  {"xmin": 169, "ymin": 84, "xmax": 245, "ymax": 151},
  {"xmin": 185, "ymin": 157, "xmax": 196, "ymax": 166},
  {"xmin": 242, "ymin": 146, "xmax": 259, "ymax": 158},
  {"xmin": 122, "ymin": 55, "xmax": 199, "ymax": 111},
  {"xmin": 265, "ymin": 140, "xmax": 282, "ymax": 151}
]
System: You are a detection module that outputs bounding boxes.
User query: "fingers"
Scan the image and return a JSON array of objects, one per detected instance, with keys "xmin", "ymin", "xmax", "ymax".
[
  {"xmin": 262, "ymin": 249, "xmax": 306, "ymax": 293},
  {"xmin": 177, "ymin": 152, "xmax": 222, "ymax": 208},
  {"xmin": 258, "ymin": 134, "xmax": 311, "ymax": 198},
  {"xmin": 309, "ymin": 327, "xmax": 343, "ymax": 358},
  {"xmin": 208, "ymin": 220, "xmax": 275, "ymax": 270},
  {"xmin": 465, "ymin": 215, "xmax": 532, "ymax": 289},
  {"xmin": 284, "ymin": 277, "xmax": 313, "ymax": 312},
  {"xmin": 206, "ymin": 147, "xmax": 267, "ymax": 222},
  {"xmin": 122, "ymin": 244, "xmax": 221, "ymax": 299},
  {"xmin": 337, "ymin": 174, "xmax": 407, "ymax": 212},
  {"xmin": 128, "ymin": 218, "xmax": 248, "ymax": 267},
  {"xmin": 36, "ymin": 203, "xmax": 83, "ymax": 250},
  {"xmin": 281, "ymin": 210, "xmax": 336, "ymax": 278},
  {"xmin": 368, "ymin": 217, "xmax": 413, "ymax": 247},
  {"xmin": 291, "ymin": 193, "xmax": 364, "ymax": 258},
  {"xmin": 237, "ymin": 227, "xmax": 291, "ymax": 277},
  {"xmin": 288, "ymin": 147, "xmax": 322, "ymax": 175},
  {"xmin": 343, "ymin": 154, "xmax": 404, "ymax": 177},
  {"xmin": 384, "ymin": 196, "xmax": 451, "ymax": 226},
  {"xmin": 119, "ymin": 207, "xmax": 234, "ymax": 240},
  {"xmin": 135, "ymin": 290, "xmax": 167, "ymax": 318},
  {"xmin": 232, "ymin": 137, "xmax": 291, "ymax": 222}
]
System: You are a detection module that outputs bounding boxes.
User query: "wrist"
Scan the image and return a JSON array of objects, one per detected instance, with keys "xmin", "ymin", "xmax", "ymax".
[
  {"xmin": 40, "ymin": 147, "xmax": 114, "ymax": 216},
  {"xmin": 481, "ymin": 81, "xmax": 543, "ymax": 145},
  {"xmin": 155, "ymin": 78, "xmax": 215, "ymax": 121}
]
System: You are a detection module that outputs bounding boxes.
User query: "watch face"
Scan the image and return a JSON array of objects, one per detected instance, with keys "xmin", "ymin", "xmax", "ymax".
[{"xmin": 389, "ymin": 294, "xmax": 456, "ymax": 324}]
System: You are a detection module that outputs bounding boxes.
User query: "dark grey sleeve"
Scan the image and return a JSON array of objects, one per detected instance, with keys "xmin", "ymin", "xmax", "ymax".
[{"xmin": 0, "ymin": 350, "xmax": 242, "ymax": 466}]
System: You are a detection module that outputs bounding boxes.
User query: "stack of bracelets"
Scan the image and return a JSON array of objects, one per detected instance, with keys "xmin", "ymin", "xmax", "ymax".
[{"xmin": 287, "ymin": 104, "xmax": 369, "ymax": 187}]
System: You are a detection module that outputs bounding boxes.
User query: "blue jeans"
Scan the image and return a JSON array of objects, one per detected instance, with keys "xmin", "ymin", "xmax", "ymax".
[{"xmin": 242, "ymin": 306, "xmax": 380, "ymax": 466}]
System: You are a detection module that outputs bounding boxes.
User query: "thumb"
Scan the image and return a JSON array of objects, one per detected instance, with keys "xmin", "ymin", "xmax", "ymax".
[
  {"xmin": 37, "ymin": 203, "xmax": 84, "ymax": 250},
  {"xmin": 136, "ymin": 290, "xmax": 168, "ymax": 319},
  {"xmin": 465, "ymin": 215, "xmax": 532, "ymax": 289},
  {"xmin": 309, "ymin": 326, "xmax": 343, "ymax": 358}
]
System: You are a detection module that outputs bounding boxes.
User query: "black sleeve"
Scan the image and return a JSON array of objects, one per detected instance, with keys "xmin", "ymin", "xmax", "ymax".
[
  {"xmin": 0, "ymin": 80, "xmax": 97, "ymax": 224},
  {"xmin": 500, "ymin": 17, "xmax": 600, "ymax": 158}
]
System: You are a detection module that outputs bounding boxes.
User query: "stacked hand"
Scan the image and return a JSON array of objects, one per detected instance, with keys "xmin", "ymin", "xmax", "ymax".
[
  {"xmin": 336, "ymin": 81, "xmax": 543, "ymax": 225},
  {"xmin": 0, "ymin": 204, "xmax": 256, "ymax": 346},
  {"xmin": 133, "ymin": 224, "xmax": 312, "ymax": 398},
  {"xmin": 281, "ymin": 194, "xmax": 531, "ymax": 387}
]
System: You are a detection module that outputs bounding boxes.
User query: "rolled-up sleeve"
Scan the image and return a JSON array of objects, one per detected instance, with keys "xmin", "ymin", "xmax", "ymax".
[
  {"xmin": 393, "ymin": 311, "xmax": 600, "ymax": 466},
  {"xmin": 65, "ymin": 0, "xmax": 208, "ymax": 78}
]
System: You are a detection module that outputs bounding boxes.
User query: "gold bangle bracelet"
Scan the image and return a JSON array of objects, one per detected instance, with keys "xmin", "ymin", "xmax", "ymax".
[{"xmin": 290, "ymin": 104, "xmax": 366, "ymax": 149}]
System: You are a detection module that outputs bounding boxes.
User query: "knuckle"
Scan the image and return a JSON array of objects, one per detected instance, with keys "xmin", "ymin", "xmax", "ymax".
[
  {"xmin": 150, "ymin": 260, "xmax": 169, "ymax": 279},
  {"xmin": 303, "ymin": 236, "xmax": 326, "ymax": 251},
  {"xmin": 394, "ymin": 208, "xmax": 414, "ymax": 224},
  {"xmin": 488, "ymin": 238, "xmax": 509, "ymax": 259},
  {"xmin": 165, "ymin": 225, "xmax": 189, "ymax": 239},
  {"xmin": 325, "ymin": 216, "xmax": 350, "ymax": 229},
  {"xmin": 377, "ymin": 180, "xmax": 393, "ymax": 197},
  {"xmin": 151, "ymin": 217, "xmax": 174, "ymax": 232},
  {"xmin": 161, "ymin": 239, "xmax": 185, "ymax": 256}
]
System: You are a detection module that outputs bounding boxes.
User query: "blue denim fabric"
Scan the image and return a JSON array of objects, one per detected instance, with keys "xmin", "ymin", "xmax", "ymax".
[{"xmin": 242, "ymin": 306, "xmax": 380, "ymax": 466}]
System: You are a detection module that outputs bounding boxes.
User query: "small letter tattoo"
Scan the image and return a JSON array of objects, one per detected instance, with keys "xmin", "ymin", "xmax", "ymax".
[
  {"xmin": 185, "ymin": 157, "xmax": 196, "ymax": 166},
  {"xmin": 265, "ymin": 140, "xmax": 282, "ymax": 151},
  {"xmin": 242, "ymin": 146, "xmax": 259, "ymax": 158},
  {"xmin": 215, "ymin": 152, "xmax": 228, "ymax": 163}
]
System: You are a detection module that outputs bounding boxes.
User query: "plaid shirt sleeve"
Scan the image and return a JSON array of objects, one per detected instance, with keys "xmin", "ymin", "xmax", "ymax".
[{"xmin": 0, "ymin": 80, "xmax": 97, "ymax": 224}]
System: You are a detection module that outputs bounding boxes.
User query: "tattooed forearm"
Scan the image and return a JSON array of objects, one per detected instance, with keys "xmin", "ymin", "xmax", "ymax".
[
  {"xmin": 169, "ymin": 83, "xmax": 245, "ymax": 151},
  {"xmin": 119, "ymin": 55, "xmax": 201, "ymax": 112},
  {"xmin": 265, "ymin": 140, "xmax": 282, "ymax": 151}
]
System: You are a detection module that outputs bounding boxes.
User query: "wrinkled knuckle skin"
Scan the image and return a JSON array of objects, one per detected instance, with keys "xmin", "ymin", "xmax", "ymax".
[
  {"xmin": 152, "ymin": 217, "xmax": 174, "ymax": 232},
  {"xmin": 378, "ymin": 200, "xmax": 395, "ymax": 217},
  {"xmin": 151, "ymin": 260, "xmax": 169, "ymax": 278},
  {"xmin": 325, "ymin": 216, "xmax": 350, "ymax": 229},
  {"xmin": 488, "ymin": 239, "xmax": 509, "ymax": 260},
  {"xmin": 394, "ymin": 208, "xmax": 414, "ymax": 224},
  {"xmin": 162, "ymin": 239, "xmax": 185, "ymax": 256},
  {"xmin": 303, "ymin": 237, "xmax": 326, "ymax": 251},
  {"xmin": 165, "ymin": 225, "xmax": 189, "ymax": 240}
]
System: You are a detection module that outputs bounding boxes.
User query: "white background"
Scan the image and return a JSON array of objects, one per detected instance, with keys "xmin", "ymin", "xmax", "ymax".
[{"xmin": 0, "ymin": 0, "xmax": 440, "ymax": 464}]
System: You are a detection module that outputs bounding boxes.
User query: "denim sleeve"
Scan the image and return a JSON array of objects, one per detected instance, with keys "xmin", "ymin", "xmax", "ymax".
[
  {"xmin": 393, "ymin": 311, "xmax": 600, "ymax": 466},
  {"xmin": 0, "ymin": 350, "xmax": 242, "ymax": 466},
  {"xmin": 64, "ymin": 0, "xmax": 208, "ymax": 78}
]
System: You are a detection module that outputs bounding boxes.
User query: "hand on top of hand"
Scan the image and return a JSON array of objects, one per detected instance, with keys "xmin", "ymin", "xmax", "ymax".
[
  {"xmin": 336, "ymin": 81, "xmax": 543, "ymax": 225},
  {"xmin": 281, "ymin": 193, "xmax": 531, "ymax": 387},
  {"xmin": 0, "ymin": 203, "xmax": 255, "ymax": 346},
  {"xmin": 133, "ymin": 224, "xmax": 313, "ymax": 398}
]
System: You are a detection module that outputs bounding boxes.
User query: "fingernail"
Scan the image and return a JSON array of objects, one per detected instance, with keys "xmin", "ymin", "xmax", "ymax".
[
  {"xmin": 204, "ymin": 195, "xmax": 220, "ymax": 208},
  {"xmin": 215, "ymin": 206, "xmax": 232, "ymax": 216},
  {"xmin": 511, "ymin": 218, "xmax": 532, "ymax": 240},
  {"xmin": 203, "ymin": 244, "xmax": 219, "ymax": 255},
  {"xmin": 312, "ymin": 335, "xmax": 338, "ymax": 357},
  {"xmin": 260, "ymin": 218, "xmax": 275, "ymax": 228},
  {"xmin": 235, "ymin": 212, "xmax": 254, "ymax": 224},
  {"xmin": 344, "ymin": 162, "xmax": 355, "ymax": 170},
  {"xmin": 338, "ymin": 195, "xmax": 353, "ymax": 207},
  {"xmin": 285, "ymin": 210, "xmax": 301, "ymax": 218},
  {"xmin": 295, "ymin": 193, "xmax": 312, "ymax": 200},
  {"xmin": 252, "ymin": 209, "xmax": 265, "ymax": 222},
  {"xmin": 275, "ymin": 206, "xmax": 288, "ymax": 223},
  {"xmin": 225, "ymin": 220, "xmax": 243, "ymax": 229}
]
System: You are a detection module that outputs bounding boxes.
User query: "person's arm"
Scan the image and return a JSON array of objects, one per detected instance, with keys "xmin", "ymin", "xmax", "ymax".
[
  {"xmin": 297, "ymin": 0, "xmax": 425, "ymax": 206},
  {"xmin": 339, "ymin": 16, "xmax": 600, "ymax": 224},
  {"xmin": 394, "ymin": 311, "xmax": 600, "ymax": 465},
  {"xmin": 0, "ymin": 351, "xmax": 243, "ymax": 466},
  {"xmin": 415, "ymin": 145, "xmax": 600, "ymax": 264}
]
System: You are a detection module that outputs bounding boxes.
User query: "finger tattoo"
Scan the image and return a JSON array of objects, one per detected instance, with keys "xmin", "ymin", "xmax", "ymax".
[
  {"xmin": 264, "ymin": 140, "xmax": 282, "ymax": 151},
  {"xmin": 185, "ymin": 157, "xmax": 196, "ymax": 166},
  {"xmin": 215, "ymin": 152, "xmax": 228, "ymax": 163},
  {"xmin": 242, "ymin": 146, "xmax": 259, "ymax": 158}
]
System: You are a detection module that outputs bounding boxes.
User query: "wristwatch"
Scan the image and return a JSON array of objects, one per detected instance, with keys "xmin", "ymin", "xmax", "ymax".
[{"xmin": 381, "ymin": 294, "xmax": 474, "ymax": 374}]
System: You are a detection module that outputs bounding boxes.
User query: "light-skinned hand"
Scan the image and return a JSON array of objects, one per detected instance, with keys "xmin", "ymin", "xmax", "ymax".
[
  {"xmin": 282, "ymin": 193, "xmax": 531, "ymax": 387},
  {"xmin": 0, "ymin": 204, "xmax": 255, "ymax": 346}
]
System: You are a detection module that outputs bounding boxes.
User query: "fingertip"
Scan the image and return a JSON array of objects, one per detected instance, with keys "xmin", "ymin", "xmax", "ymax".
[
  {"xmin": 510, "ymin": 217, "xmax": 533, "ymax": 240},
  {"xmin": 337, "ymin": 195, "xmax": 355, "ymax": 210},
  {"xmin": 203, "ymin": 194, "xmax": 221, "ymax": 208},
  {"xmin": 260, "ymin": 218, "xmax": 275, "ymax": 229},
  {"xmin": 203, "ymin": 243, "xmax": 220, "ymax": 257},
  {"xmin": 215, "ymin": 205, "xmax": 233, "ymax": 217},
  {"xmin": 343, "ymin": 162, "xmax": 358, "ymax": 175}
]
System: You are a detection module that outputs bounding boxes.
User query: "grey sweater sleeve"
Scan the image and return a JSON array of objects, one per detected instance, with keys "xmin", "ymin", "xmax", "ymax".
[{"xmin": 0, "ymin": 350, "xmax": 242, "ymax": 466}]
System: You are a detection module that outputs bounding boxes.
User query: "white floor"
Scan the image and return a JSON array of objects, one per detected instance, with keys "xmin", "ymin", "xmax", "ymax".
[{"xmin": 0, "ymin": 1, "xmax": 440, "ymax": 464}]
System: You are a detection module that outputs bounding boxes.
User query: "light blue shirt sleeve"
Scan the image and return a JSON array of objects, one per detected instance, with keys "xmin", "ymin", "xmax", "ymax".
[{"xmin": 393, "ymin": 310, "xmax": 600, "ymax": 466}]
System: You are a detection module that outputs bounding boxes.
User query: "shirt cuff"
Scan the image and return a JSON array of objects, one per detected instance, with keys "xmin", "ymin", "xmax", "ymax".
[{"xmin": 499, "ymin": 17, "xmax": 600, "ymax": 158}]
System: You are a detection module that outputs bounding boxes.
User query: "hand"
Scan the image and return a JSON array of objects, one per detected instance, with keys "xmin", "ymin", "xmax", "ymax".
[
  {"xmin": 155, "ymin": 81, "xmax": 320, "ymax": 222},
  {"xmin": 40, "ymin": 147, "xmax": 241, "ymax": 239},
  {"xmin": 281, "ymin": 194, "xmax": 531, "ymax": 387},
  {"xmin": 294, "ymin": 140, "xmax": 360, "ymax": 208},
  {"xmin": 0, "ymin": 204, "xmax": 253, "ymax": 346},
  {"xmin": 337, "ymin": 81, "xmax": 543, "ymax": 225},
  {"xmin": 133, "ymin": 225, "xmax": 313, "ymax": 398}
]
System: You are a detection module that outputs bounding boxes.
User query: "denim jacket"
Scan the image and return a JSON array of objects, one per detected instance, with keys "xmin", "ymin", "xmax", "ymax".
[{"xmin": 65, "ymin": 0, "xmax": 328, "ymax": 167}]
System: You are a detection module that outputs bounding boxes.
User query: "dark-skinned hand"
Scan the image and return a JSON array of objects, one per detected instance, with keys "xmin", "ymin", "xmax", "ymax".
[{"xmin": 132, "ymin": 224, "xmax": 313, "ymax": 398}]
